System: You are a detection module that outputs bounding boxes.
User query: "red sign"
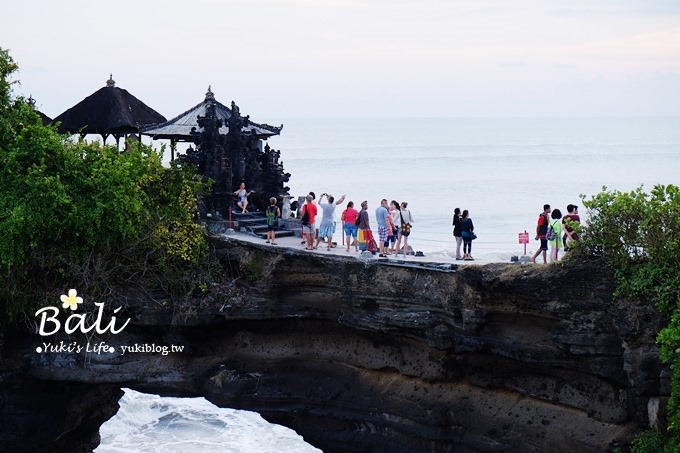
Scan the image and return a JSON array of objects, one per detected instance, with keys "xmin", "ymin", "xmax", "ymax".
[{"xmin": 518, "ymin": 231, "xmax": 530, "ymax": 244}]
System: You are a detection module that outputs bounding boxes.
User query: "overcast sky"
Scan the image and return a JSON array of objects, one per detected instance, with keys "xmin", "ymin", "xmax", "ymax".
[{"xmin": 3, "ymin": 0, "xmax": 680, "ymax": 119}]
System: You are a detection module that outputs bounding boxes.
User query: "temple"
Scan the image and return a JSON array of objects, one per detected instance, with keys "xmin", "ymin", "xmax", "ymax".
[{"xmin": 141, "ymin": 88, "xmax": 290, "ymax": 219}]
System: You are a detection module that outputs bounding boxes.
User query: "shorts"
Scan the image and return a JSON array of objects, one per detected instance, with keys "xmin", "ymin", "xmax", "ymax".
[
  {"xmin": 343, "ymin": 223, "xmax": 358, "ymax": 238},
  {"xmin": 318, "ymin": 222, "xmax": 336, "ymax": 238},
  {"xmin": 378, "ymin": 226, "xmax": 388, "ymax": 243},
  {"xmin": 539, "ymin": 238, "xmax": 548, "ymax": 251},
  {"xmin": 267, "ymin": 224, "xmax": 276, "ymax": 232},
  {"xmin": 388, "ymin": 227, "xmax": 399, "ymax": 244},
  {"xmin": 302, "ymin": 224, "xmax": 314, "ymax": 235}
]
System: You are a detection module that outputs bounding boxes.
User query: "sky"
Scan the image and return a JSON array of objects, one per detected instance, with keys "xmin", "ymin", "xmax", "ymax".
[{"xmin": 2, "ymin": 0, "xmax": 680, "ymax": 119}]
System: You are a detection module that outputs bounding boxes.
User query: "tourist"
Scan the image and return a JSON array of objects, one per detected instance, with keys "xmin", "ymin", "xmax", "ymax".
[
  {"xmin": 452, "ymin": 207, "xmax": 463, "ymax": 260},
  {"xmin": 531, "ymin": 204, "xmax": 551, "ymax": 264},
  {"xmin": 399, "ymin": 201, "xmax": 414, "ymax": 256},
  {"xmin": 300, "ymin": 194, "xmax": 317, "ymax": 250},
  {"xmin": 233, "ymin": 182, "xmax": 254, "ymax": 214},
  {"xmin": 357, "ymin": 201, "xmax": 371, "ymax": 252},
  {"xmin": 549, "ymin": 208, "xmax": 563, "ymax": 262},
  {"xmin": 315, "ymin": 193, "xmax": 346, "ymax": 251},
  {"xmin": 299, "ymin": 191, "xmax": 316, "ymax": 245},
  {"xmin": 562, "ymin": 204, "xmax": 581, "ymax": 250},
  {"xmin": 388, "ymin": 200, "xmax": 401, "ymax": 253},
  {"xmin": 265, "ymin": 197, "xmax": 280, "ymax": 245},
  {"xmin": 376, "ymin": 199, "xmax": 390, "ymax": 257},
  {"xmin": 341, "ymin": 201, "xmax": 359, "ymax": 252},
  {"xmin": 459, "ymin": 209, "xmax": 475, "ymax": 260},
  {"xmin": 385, "ymin": 202, "xmax": 396, "ymax": 254}
]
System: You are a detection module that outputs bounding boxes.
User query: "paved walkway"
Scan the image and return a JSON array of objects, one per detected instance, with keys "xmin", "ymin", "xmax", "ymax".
[{"xmin": 221, "ymin": 229, "xmax": 500, "ymax": 266}]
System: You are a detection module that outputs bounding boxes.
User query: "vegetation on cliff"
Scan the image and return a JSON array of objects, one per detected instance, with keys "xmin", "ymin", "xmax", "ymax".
[
  {"xmin": 581, "ymin": 184, "xmax": 680, "ymax": 451},
  {"xmin": 0, "ymin": 48, "xmax": 210, "ymax": 325}
]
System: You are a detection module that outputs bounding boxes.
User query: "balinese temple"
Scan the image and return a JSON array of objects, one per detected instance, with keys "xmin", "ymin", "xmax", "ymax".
[
  {"xmin": 142, "ymin": 88, "xmax": 290, "ymax": 218},
  {"xmin": 53, "ymin": 75, "xmax": 166, "ymax": 146},
  {"xmin": 141, "ymin": 87, "xmax": 281, "ymax": 160}
]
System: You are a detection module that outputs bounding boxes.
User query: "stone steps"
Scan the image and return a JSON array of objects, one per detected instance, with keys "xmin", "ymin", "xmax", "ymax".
[{"xmin": 232, "ymin": 210, "xmax": 296, "ymax": 239}]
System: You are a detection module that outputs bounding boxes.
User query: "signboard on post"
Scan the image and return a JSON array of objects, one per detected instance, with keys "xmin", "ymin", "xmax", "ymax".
[{"xmin": 518, "ymin": 230, "xmax": 530, "ymax": 255}]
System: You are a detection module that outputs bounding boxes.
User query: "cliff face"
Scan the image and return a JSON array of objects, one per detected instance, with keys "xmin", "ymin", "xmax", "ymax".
[{"xmin": 0, "ymin": 237, "xmax": 667, "ymax": 452}]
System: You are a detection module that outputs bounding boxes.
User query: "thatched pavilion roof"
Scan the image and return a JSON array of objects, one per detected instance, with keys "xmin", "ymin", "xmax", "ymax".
[
  {"xmin": 36, "ymin": 110, "xmax": 52, "ymax": 126},
  {"xmin": 53, "ymin": 75, "xmax": 166, "ymax": 138},
  {"xmin": 140, "ymin": 87, "xmax": 282, "ymax": 141}
]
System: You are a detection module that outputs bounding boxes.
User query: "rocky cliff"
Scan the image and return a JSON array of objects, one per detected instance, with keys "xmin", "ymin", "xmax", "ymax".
[{"xmin": 0, "ymin": 236, "xmax": 668, "ymax": 452}]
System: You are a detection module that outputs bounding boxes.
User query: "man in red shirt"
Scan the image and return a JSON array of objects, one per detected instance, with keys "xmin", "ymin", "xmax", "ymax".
[
  {"xmin": 301, "ymin": 194, "xmax": 318, "ymax": 250},
  {"xmin": 531, "ymin": 204, "xmax": 551, "ymax": 264}
]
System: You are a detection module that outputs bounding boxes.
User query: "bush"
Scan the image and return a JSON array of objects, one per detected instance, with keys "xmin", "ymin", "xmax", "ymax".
[
  {"xmin": 630, "ymin": 430, "xmax": 664, "ymax": 453},
  {"xmin": 581, "ymin": 184, "xmax": 680, "ymax": 448},
  {"xmin": 0, "ymin": 48, "xmax": 209, "ymax": 324}
]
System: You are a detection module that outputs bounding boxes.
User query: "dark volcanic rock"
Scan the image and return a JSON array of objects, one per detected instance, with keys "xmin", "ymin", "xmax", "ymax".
[{"xmin": 0, "ymin": 236, "xmax": 668, "ymax": 452}]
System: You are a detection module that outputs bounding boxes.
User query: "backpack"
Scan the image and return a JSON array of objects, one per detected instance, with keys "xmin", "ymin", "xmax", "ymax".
[
  {"xmin": 301, "ymin": 205, "xmax": 310, "ymax": 225},
  {"xmin": 266, "ymin": 205, "xmax": 277, "ymax": 226},
  {"xmin": 546, "ymin": 219, "xmax": 556, "ymax": 241}
]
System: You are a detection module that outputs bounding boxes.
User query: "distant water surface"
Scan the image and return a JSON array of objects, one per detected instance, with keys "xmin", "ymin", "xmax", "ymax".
[{"xmin": 266, "ymin": 117, "xmax": 680, "ymax": 261}]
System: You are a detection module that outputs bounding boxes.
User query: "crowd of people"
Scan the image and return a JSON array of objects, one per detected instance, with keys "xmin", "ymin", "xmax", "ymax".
[
  {"xmin": 296, "ymin": 192, "xmax": 415, "ymax": 257},
  {"xmin": 236, "ymin": 184, "xmax": 581, "ymax": 265},
  {"xmin": 530, "ymin": 203, "xmax": 581, "ymax": 264}
]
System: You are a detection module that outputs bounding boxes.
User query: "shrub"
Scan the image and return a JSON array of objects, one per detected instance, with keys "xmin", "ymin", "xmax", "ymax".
[
  {"xmin": 0, "ymin": 48, "xmax": 209, "ymax": 324},
  {"xmin": 581, "ymin": 184, "xmax": 680, "ymax": 448},
  {"xmin": 630, "ymin": 430, "xmax": 664, "ymax": 453}
]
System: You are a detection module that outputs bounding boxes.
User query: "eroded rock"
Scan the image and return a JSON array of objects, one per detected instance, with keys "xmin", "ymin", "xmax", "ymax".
[{"xmin": 0, "ymin": 236, "xmax": 667, "ymax": 452}]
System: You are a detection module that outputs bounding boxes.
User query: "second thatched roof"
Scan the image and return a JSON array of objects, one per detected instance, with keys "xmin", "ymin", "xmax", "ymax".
[{"xmin": 140, "ymin": 87, "xmax": 282, "ymax": 141}]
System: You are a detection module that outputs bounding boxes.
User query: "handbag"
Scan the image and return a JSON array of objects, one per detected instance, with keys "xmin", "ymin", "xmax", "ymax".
[
  {"xmin": 471, "ymin": 231, "xmax": 477, "ymax": 240},
  {"xmin": 400, "ymin": 211, "xmax": 411, "ymax": 234}
]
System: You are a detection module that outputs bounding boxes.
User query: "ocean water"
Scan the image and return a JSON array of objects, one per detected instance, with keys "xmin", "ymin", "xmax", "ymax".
[
  {"xmin": 270, "ymin": 117, "xmax": 680, "ymax": 261},
  {"xmin": 98, "ymin": 117, "xmax": 680, "ymax": 452}
]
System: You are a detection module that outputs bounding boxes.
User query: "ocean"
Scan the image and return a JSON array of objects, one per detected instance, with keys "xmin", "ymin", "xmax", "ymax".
[
  {"xmin": 274, "ymin": 117, "xmax": 680, "ymax": 261},
  {"xmin": 97, "ymin": 117, "xmax": 680, "ymax": 452}
]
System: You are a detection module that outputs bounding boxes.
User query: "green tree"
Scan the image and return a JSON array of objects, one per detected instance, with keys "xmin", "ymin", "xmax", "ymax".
[
  {"xmin": 0, "ymin": 48, "xmax": 209, "ymax": 324},
  {"xmin": 580, "ymin": 184, "xmax": 680, "ymax": 449}
]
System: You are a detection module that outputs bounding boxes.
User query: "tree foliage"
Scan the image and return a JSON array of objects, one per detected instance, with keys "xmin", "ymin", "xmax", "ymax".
[
  {"xmin": 0, "ymin": 48, "xmax": 209, "ymax": 324},
  {"xmin": 580, "ymin": 184, "xmax": 680, "ymax": 448}
]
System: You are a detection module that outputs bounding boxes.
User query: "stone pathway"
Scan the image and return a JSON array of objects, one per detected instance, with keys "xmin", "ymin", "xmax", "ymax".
[{"xmin": 221, "ymin": 229, "xmax": 495, "ymax": 266}]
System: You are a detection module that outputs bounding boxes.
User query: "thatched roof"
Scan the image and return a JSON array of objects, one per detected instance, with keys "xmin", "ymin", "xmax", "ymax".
[
  {"xmin": 53, "ymin": 75, "xmax": 166, "ymax": 137},
  {"xmin": 36, "ymin": 110, "xmax": 52, "ymax": 126},
  {"xmin": 140, "ymin": 87, "xmax": 282, "ymax": 141}
]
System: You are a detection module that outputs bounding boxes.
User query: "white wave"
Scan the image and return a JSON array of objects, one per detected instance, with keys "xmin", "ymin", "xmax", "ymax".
[{"xmin": 96, "ymin": 389, "xmax": 321, "ymax": 453}]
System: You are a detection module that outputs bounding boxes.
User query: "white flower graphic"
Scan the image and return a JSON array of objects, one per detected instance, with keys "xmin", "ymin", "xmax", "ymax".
[{"xmin": 60, "ymin": 289, "xmax": 83, "ymax": 311}]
